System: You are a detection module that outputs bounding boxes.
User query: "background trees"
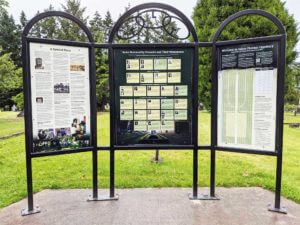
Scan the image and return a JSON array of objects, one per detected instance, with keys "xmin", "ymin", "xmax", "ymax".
[
  {"xmin": 193, "ymin": 0, "xmax": 299, "ymax": 110},
  {"xmin": 0, "ymin": 0, "xmax": 299, "ymax": 111}
]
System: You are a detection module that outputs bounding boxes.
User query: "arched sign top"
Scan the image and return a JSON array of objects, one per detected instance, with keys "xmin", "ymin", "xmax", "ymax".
[
  {"xmin": 108, "ymin": 2, "xmax": 199, "ymax": 43},
  {"xmin": 213, "ymin": 9, "xmax": 286, "ymax": 43},
  {"xmin": 22, "ymin": 11, "xmax": 94, "ymax": 43}
]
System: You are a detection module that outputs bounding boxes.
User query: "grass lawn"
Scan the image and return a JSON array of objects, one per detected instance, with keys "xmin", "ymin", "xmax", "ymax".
[
  {"xmin": 0, "ymin": 111, "xmax": 299, "ymax": 208},
  {"xmin": 0, "ymin": 112, "xmax": 24, "ymax": 137}
]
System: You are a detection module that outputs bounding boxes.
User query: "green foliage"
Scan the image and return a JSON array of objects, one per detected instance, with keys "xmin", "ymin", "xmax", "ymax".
[
  {"xmin": 152, "ymin": 14, "xmax": 179, "ymax": 43},
  {"xmin": 284, "ymin": 103, "xmax": 297, "ymax": 112},
  {"xmin": 11, "ymin": 92, "xmax": 24, "ymax": 110},
  {"xmin": 0, "ymin": 1, "xmax": 21, "ymax": 66},
  {"xmin": 102, "ymin": 11, "xmax": 114, "ymax": 42},
  {"xmin": 193, "ymin": 0, "xmax": 299, "ymax": 109},
  {"xmin": 89, "ymin": 11, "xmax": 111, "ymax": 110},
  {"xmin": 0, "ymin": 51, "xmax": 22, "ymax": 108},
  {"xmin": 58, "ymin": 0, "xmax": 88, "ymax": 41},
  {"xmin": 285, "ymin": 63, "xmax": 300, "ymax": 104},
  {"xmin": 19, "ymin": 11, "xmax": 27, "ymax": 29}
]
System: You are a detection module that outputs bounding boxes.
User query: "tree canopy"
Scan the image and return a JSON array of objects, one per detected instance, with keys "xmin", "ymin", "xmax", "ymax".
[
  {"xmin": 0, "ymin": 0, "xmax": 299, "ymax": 110},
  {"xmin": 193, "ymin": 0, "xmax": 299, "ymax": 109}
]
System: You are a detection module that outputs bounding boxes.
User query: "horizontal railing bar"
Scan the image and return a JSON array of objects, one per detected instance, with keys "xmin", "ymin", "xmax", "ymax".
[
  {"xmin": 30, "ymin": 147, "xmax": 94, "ymax": 158},
  {"xmin": 215, "ymin": 146, "xmax": 277, "ymax": 156}
]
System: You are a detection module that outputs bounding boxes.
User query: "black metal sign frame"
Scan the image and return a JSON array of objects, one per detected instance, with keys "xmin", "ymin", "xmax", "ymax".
[
  {"xmin": 21, "ymin": 4, "xmax": 287, "ymax": 216},
  {"xmin": 210, "ymin": 10, "xmax": 287, "ymax": 213}
]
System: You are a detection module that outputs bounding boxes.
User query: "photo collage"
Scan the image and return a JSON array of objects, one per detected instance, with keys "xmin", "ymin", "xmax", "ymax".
[{"xmin": 119, "ymin": 58, "xmax": 188, "ymax": 134}]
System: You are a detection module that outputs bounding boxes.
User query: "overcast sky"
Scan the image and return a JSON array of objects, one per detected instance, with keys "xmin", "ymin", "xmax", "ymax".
[{"xmin": 7, "ymin": 0, "xmax": 300, "ymax": 59}]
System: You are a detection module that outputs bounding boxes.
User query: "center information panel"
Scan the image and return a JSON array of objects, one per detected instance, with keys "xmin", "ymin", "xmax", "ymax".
[{"xmin": 113, "ymin": 48, "xmax": 193, "ymax": 146}]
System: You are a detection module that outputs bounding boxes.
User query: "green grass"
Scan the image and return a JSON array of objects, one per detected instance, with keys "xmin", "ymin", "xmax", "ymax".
[
  {"xmin": 284, "ymin": 112, "xmax": 300, "ymax": 123},
  {"xmin": 0, "ymin": 112, "xmax": 24, "ymax": 137},
  {"xmin": 0, "ymin": 111, "xmax": 299, "ymax": 208}
]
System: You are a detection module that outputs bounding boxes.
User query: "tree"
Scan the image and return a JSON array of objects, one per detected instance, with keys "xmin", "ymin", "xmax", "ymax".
[
  {"xmin": 140, "ymin": 13, "xmax": 155, "ymax": 43},
  {"xmin": 39, "ymin": 5, "xmax": 58, "ymax": 39},
  {"xmin": 286, "ymin": 63, "xmax": 300, "ymax": 104},
  {"xmin": 19, "ymin": 10, "xmax": 27, "ymax": 30},
  {"xmin": 89, "ymin": 11, "xmax": 103, "ymax": 41},
  {"xmin": 153, "ymin": 14, "xmax": 179, "ymax": 43},
  {"xmin": 29, "ymin": 10, "xmax": 42, "ymax": 38},
  {"xmin": 0, "ymin": 0, "xmax": 8, "ymax": 15},
  {"xmin": 89, "ymin": 11, "xmax": 110, "ymax": 110},
  {"xmin": 103, "ymin": 11, "xmax": 114, "ymax": 42},
  {"xmin": 0, "ymin": 50, "xmax": 22, "ymax": 108},
  {"xmin": 0, "ymin": 0, "xmax": 21, "ymax": 66},
  {"xmin": 58, "ymin": 0, "xmax": 88, "ymax": 41},
  {"xmin": 193, "ymin": 0, "xmax": 299, "ymax": 109}
]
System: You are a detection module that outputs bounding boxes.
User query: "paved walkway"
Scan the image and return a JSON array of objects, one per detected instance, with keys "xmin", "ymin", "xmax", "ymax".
[{"xmin": 0, "ymin": 188, "xmax": 299, "ymax": 225}]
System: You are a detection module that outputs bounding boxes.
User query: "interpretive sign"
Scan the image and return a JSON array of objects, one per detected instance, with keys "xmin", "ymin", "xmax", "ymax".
[
  {"xmin": 217, "ymin": 42, "xmax": 278, "ymax": 151},
  {"xmin": 29, "ymin": 43, "xmax": 91, "ymax": 152},
  {"xmin": 21, "ymin": 6, "xmax": 287, "ymax": 215},
  {"xmin": 113, "ymin": 48, "xmax": 194, "ymax": 146}
]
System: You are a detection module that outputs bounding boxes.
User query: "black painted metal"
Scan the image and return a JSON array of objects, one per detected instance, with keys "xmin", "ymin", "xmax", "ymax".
[
  {"xmin": 22, "ymin": 34, "xmax": 34, "ymax": 214},
  {"xmin": 212, "ymin": 9, "xmax": 286, "ymax": 43},
  {"xmin": 108, "ymin": 43, "xmax": 116, "ymax": 198},
  {"xmin": 107, "ymin": 2, "xmax": 200, "ymax": 199},
  {"xmin": 108, "ymin": 2, "xmax": 198, "ymax": 43},
  {"xmin": 211, "ymin": 9, "xmax": 287, "ymax": 212},
  {"xmin": 89, "ymin": 43, "xmax": 98, "ymax": 199},
  {"xmin": 23, "ymin": 11, "xmax": 94, "ymax": 42},
  {"xmin": 20, "ymin": 4, "xmax": 287, "ymax": 215},
  {"xmin": 272, "ymin": 33, "xmax": 286, "ymax": 212},
  {"xmin": 192, "ymin": 44, "xmax": 199, "ymax": 197},
  {"xmin": 21, "ymin": 11, "xmax": 97, "ymax": 214}
]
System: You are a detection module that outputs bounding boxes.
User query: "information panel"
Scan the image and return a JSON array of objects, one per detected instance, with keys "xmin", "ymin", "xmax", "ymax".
[
  {"xmin": 217, "ymin": 42, "xmax": 278, "ymax": 151},
  {"xmin": 114, "ymin": 48, "xmax": 193, "ymax": 145},
  {"xmin": 29, "ymin": 43, "xmax": 91, "ymax": 152}
]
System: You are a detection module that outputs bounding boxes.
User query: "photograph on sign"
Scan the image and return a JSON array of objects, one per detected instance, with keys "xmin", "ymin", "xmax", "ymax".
[
  {"xmin": 114, "ymin": 48, "xmax": 193, "ymax": 146},
  {"xmin": 29, "ymin": 43, "xmax": 91, "ymax": 152},
  {"xmin": 217, "ymin": 42, "xmax": 278, "ymax": 151}
]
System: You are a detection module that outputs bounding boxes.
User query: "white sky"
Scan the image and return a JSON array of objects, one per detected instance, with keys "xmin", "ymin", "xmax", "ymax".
[{"xmin": 7, "ymin": 0, "xmax": 300, "ymax": 60}]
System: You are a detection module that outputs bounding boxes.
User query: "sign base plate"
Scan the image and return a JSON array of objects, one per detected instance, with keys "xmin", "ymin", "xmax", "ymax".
[
  {"xmin": 87, "ymin": 194, "xmax": 119, "ymax": 201},
  {"xmin": 189, "ymin": 193, "xmax": 220, "ymax": 200},
  {"xmin": 21, "ymin": 206, "xmax": 41, "ymax": 216},
  {"xmin": 268, "ymin": 204, "xmax": 287, "ymax": 214}
]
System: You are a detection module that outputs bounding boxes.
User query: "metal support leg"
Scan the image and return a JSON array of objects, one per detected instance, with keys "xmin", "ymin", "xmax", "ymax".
[
  {"xmin": 110, "ymin": 149, "xmax": 115, "ymax": 197},
  {"xmin": 21, "ymin": 157, "xmax": 40, "ymax": 216},
  {"xmin": 268, "ymin": 154, "xmax": 286, "ymax": 213},
  {"xmin": 88, "ymin": 149, "xmax": 118, "ymax": 201},
  {"xmin": 197, "ymin": 149, "xmax": 219, "ymax": 200},
  {"xmin": 151, "ymin": 149, "xmax": 163, "ymax": 163},
  {"xmin": 189, "ymin": 149, "xmax": 219, "ymax": 200},
  {"xmin": 189, "ymin": 149, "xmax": 199, "ymax": 200}
]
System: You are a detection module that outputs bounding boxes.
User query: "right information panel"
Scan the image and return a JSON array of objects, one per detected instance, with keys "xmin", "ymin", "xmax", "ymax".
[{"xmin": 217, "ymin": 42, "xmax": 278, "ymax": 151}]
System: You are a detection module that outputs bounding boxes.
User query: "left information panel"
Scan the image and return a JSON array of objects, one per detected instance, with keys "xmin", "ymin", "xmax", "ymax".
[{"xmin": 29, "ymin": 43, "xmax": 91, "ymax": 152}]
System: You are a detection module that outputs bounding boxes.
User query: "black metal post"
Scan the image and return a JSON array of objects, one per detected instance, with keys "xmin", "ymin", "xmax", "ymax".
[
  {"xmin": 110, "ymin": 149, "xmax": 115, "ymax": 197},
  {"xmin": 196, "ymin": 43, "xmax": 219, "ymax": 200},
  {"xmin": 92, "ymin": 150, "xmax": 98, "ymax": 198},
  {"xmin": 21, "ymin": 156, "xmax": 41, "ymax": 216},
  {"xmin": 275, "ymin": 154, "xmax": 283, "ymax": 207},
  {"xmin": 21, "ymin": 36, "xmax": 41, "ymax": 216},
  {"xmin": 151, "ymin": 148, "xmax": 163, "ymax": 163},
  {"xmin": 189, "ymin": 45, "xmax": 200, "ymax": 200},
  {"xmin": 268, "ymin": 35, "xmax": 286, "ymax": 214},
  {"xmin": 193, "ymin": 148, "xmax": 198, "ymax": 197},
  {"xmin": 210, "ymin": 150, "xmax": 216, "ymax": 197},
  {"xmin": 26, "ymin": 157, "xmax": 34, "ymax": 211},
  {"xmin": 155, "ymin": 149, "xmax": 159, "ymax": 161},
  {"xmin": 208, "ymin": 43, "xmax": 219, "ymax": 200}
]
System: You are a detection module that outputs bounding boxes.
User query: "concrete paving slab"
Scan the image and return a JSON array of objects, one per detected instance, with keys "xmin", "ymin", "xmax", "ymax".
[{"xmin": 0, "ymin": 187, "xmax": 299, "ymax": 225}]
